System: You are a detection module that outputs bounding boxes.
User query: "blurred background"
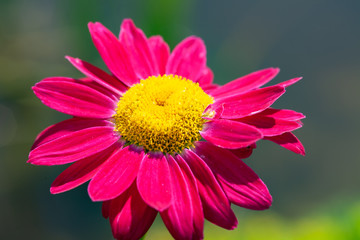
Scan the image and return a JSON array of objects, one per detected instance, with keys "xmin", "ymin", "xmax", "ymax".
[{"xmin": 1, "ymin": 0, "xmax": 360, "ymax": 239}]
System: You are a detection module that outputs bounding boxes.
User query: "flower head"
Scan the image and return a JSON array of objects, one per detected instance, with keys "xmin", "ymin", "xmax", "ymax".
[{"xmin": 29, "ymin": 19, "xmax": 305, "ymax": 240}]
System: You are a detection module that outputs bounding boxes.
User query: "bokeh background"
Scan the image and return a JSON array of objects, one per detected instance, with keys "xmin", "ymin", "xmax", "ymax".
[{"xmin": 1, "ymin": 0, "xmax": 360, "ymax": 239}]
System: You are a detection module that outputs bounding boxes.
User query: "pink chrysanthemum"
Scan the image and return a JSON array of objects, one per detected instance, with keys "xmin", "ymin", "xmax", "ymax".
[{"xmin": 29, "ymin": 19, "xmax": 305, "ymax": 240}]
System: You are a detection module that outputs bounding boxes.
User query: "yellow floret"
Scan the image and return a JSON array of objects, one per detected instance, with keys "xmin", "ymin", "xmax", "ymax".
[{"xmin": 113, "ymin": 74, "xmax": 214, "ymax": 154}]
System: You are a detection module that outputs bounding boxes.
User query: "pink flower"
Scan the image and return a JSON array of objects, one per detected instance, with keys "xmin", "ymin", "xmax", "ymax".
[{"xmin": 29, "ymin": 19, "xmax": 305, "ymax": 240}]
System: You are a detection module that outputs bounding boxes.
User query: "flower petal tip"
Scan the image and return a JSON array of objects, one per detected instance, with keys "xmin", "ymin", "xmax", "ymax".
[
  {"xmin": 87, "ymin": 22, "xmax": 95, "ymax": 29},
  {"xmin": 259, "ymin": 192, "xmax": 273, "ymax": 210},
  {"xmin": 65, "ymin": 55, "xmax": 75, "ymax": 61},
  {"xmin": 121, "ymin": 18, "xmax": 135, "ymax": 27},
  {"xmin": 27, "ymin": 158, "xmax": 41, "ymax": 165},
  {"xmin": 228, "ymin": 220, "xmax": 239, "ymax": 230},
  {"xmin": 49, "ymin": 187, "xmax": 62, "ymax": 195},
  {"xmin": 273, "ymin": 67, "xmax": 280, "ymax": 73},
  {"xmin": 265, "ymin": 67, "xmax": 280, "ymax": 77},
  {"xmin": 299, "ymin": 148, "xmax": 306, "ymax": 156},
  {"xmin": 26, "ymin": 157, "xmax": 45, "ymax": 166},
  {"xmin": 88, "ymin": 22, "xmax": 104, "ymax": 32},
  {"xmin": 88, "ymin": 187, "xmax": 105, "ymax": 202},
  {"xmin": 278, "ymin": 77, "xmax": 303, "ymax": 88},
  {"xmin": 243, "ymin": 193, "xmax": 273, "ymax": 211}
]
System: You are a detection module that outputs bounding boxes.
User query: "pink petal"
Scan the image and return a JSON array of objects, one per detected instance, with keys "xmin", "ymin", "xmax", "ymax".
[
  {"xmin": 229, "ymin": 144, "xmax": 256, "ymax": 159},
  {"xmin": 296, "ymin": 119, "xmax": 304, "ymax": 125},
  {"xmin": 275, "ymin": 77, "xmax": 302, "ymax": 88},
  {"xmin": 196, "ymin": 67, "xmax": 214, "ymax": 86},
  {"xmin": 78, "ymin": 78, "xmax": 120, "ymax": 103},
  {"xmin": 76, "ymin": 77, "xmax": 122, "ymax": 102},
  {"xmin": 203, "ymin": 102, "xmax": 224, "ymax": 121},
  {"xmin": 166, "ymin": 36, "xmax": 207, "ymax": 81},
  {"xmin": 238, "ymin": 116, "xmax": 303, "ymax": 136},
  {"xmin": 31, "ymin": 118, "xmax": 110, "ymax": 150},
  {"xmin": 214, "ymin": 85, "xmax": 286, "ymax": 119},
  {"xmin": 102, "ymin": 201, "xmax": 111, "ymax": 219},
  {"xmin": 109, "ymin": 183, "xmax": 157, "ymax": 240},
  {"xmin": 160, "ymin": 155, "xmax": 203, "ymax": 240},
  {"xmin": 175, "ymin": 155, "xmax": 204, "ymax": 239},
  {"xmin": 201, "ymin": 119, "xmax": 263, "ymax": 149},
  {"xmin": 66, "ymin": 56, "xmax": 127, "ymax": 96},
  {"xmin": 50, "ymin": 143, "xmax": 119, "ymax": 194},
  {"xmin": 256, "ymin": 108, "xmax": 306, "ymax": 121},
  {"xmin": 194, "ymin": 142, "xmax": 272, "ymax": 210},
  {"xmin": 202, "ymin": 83, "xmax": 220, "ymax": 94},
  {"xmin": 28, "ymin": 125, "xmax": 118, "ymax": 166},
  {"xmin": 119, "ymin": 19, "xmax": 159, "ymax": 78},
  {"xmin": 210, "ymin": 68, "xmax": 280, "ymax": 98},
  {"xmin": 264, "ymin": 132, "xmax": 305, "ymax": 155},
  {"xmin": 137, "ymin": 153, "xmax": 172, "ymax": 211},
  {"xmin": 88, "ymin": 22, "xmax": 138, "ymax": 86},
  {"xmin": 32, "ymin": 77, "xmax": 116, "ymax": 118},
  {"xmin": 181, "ymin": 150, "xmax": 237, "ymax": 230},
  {"xmin": 220, "ymin": 183, "xmax": 272, "ymax": 210},
  {"xmin": 88, "ymin": 146, "xmax": 144, "ymax": 201},
  {"xmin": 148, "ymin": 36, "xmax": 170, "ymax": 75}
]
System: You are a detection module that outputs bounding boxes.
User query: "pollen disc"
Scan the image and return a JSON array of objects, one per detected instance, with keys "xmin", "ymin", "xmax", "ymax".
[{"xmin": 113, "ymin": 75, "xmax": 214, "ymax": 154}]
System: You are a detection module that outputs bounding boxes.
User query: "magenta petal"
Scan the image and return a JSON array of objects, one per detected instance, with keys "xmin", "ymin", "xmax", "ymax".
[
  {"xmin": 201, "ymin": 119, "xmax": 262, "ymax": 149},
  {"xmin": 194, "ymin": 142, "xmax": 272, "ymax": 210},
  {"xmin": 75, "ymin": 77, "xmax": 121, "ymax": 102},
  {"xmin": 256, "ymin": 108, "xmax": 306, "ymax": 121},
  {"xmin": 102, "ymin": 201, "xmax": 111, "ymax": 219},
  {"xmin": 119, "ymin": 19, "xmax": 159, "ymax": 78},
  {"xmin": 264, "ymin": 132, "xmax": 305, "ymax": 155},
  {"xmin": 166, "ymin": 36, "xmax": 207, "ymax": 81},
  {"xmin": 137, "ymin": 154, "xmax": 172, "ymax": 211},
  {"xmin": 148, "ymin": 36, "xmax": 170, "ymax": 75},
  {"xmin": 31, "ymin": 118, "xmax": 110, "ymax": 150},
  {"xmin": 238, "ymin": 116, "xmax": 302, "ymax": 136},
  {"xmin": 229, "ymin": 144, "xmax": 256, "ymax": 159},
  {"xmin": 214, "ymin": 85, "xmax": 286, "ymax": 119},
  {"xmin": 109, "ymin": 183, "xmax": 157, "ymax": 240},
  {"xmin": 160, "ymin": 156, "xmax": 203, "ymax": 240},
  {"xmin": 196, "ymin": 67, "xmax": 214, "ymax": 86},
  {"xmin": 182, "ymin": 150, "xmax": 237, "ymax": 230},
  {"xmin": 50, "ymin": 143, "xmax": 119, "ymax": 194},
  {"xmin": 276, "ymin": 77, "xmax": 302, "ymax": 88},
  {"xmin": 28, "ymin": 125, "xmax": 118, "ymax": 166},
  {"xmin": 88, "ymin": 146, "xmax": 144, "ymax": 201},
  {"xmin": 210, "ymin": 68, "xmax": 280, "ymax": 98},
  {"xmin": 88, "ymin": 22, "xmax": 138, "ymax": 86},
  {"xmin": 202, "ymin": 83, "xmax": 220, "ymax": 94},
  {"xmin": 220, "ymin": 183, "xmax": 272, "ymax": 210},
  {"xmin": 66, "ymin": 56, "xmax": 127, "ymax": 96},
  {"xmin": 175, "ymin": 155, "xmax": 204, "ymax": 239},
  {"xmin": 32, "ymin": 77, "xmax": 116, "ymax": 118}
]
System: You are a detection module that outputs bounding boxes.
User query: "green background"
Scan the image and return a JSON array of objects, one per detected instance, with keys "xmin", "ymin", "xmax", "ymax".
[{"xmin": 1, "ymin": 0, "xmax": 360, "ymax": 239}]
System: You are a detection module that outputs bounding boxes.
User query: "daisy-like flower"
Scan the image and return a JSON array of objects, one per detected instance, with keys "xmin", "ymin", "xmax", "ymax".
[{"xmin": 29, "ymin": 19, "xmax": 305, "ymax": 240}]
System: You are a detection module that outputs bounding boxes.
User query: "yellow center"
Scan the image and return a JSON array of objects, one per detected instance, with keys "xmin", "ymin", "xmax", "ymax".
[{"xmin": 113, "ymin": 74, "xmax": 214, "ymax": 154}]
